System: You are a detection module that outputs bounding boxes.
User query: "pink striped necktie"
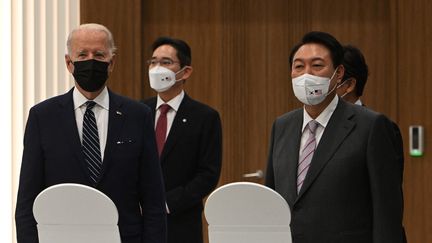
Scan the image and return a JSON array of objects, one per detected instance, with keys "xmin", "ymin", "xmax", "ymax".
[{"xmin": 297, "ymin": 120, "xmax": 319, "ymax": 193}]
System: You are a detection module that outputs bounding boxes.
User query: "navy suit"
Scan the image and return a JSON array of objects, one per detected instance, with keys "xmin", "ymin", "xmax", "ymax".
[
  {"xmin": 15, "ymin": 88, "xmax": 167, "ymax": 243},
  {"xmin": 143, "ymin": 94, "xmax": 222, "ymax": 243},
  {"xmin": 266, "ymin": 99, "xmax": 404, "ymax": 243}
]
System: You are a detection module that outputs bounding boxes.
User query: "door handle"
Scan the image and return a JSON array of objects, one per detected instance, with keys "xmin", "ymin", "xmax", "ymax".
[{"xmin": 242, "ymin": 170, "xmax": 263, "ymax": 179}]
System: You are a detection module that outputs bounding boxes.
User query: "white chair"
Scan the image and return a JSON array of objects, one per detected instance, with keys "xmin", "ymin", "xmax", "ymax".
[
  {"xmin": 204, "ymin": 182, "xmax": 292, "ymax": 243},
  {"xmin": 33, "ymin": 183, "xmax": 121, "ymax": 243}
]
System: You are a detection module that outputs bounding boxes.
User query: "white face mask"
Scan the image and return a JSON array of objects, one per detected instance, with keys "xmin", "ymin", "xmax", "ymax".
[
  {"xmin": 292, "ymin": 69, "xmax": 338, "ymax": 106},
  {"xmin": 148, "ymin": 66, "xmax": 184, "ymax": 92}
]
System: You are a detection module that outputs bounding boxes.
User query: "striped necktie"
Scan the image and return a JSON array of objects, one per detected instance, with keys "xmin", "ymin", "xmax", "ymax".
[
  {"xmin": 82, "ymin": 101, "xmax": 102, "ymax": 184},
  {"xmin": 297, "ymin": 120, "xmax": 319, "ymax": 193}
]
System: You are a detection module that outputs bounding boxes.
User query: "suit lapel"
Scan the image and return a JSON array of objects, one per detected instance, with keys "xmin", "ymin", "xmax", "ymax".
[
  {"xmin": 99, "ymin": 90, "xmax": 125, "ymax": 182},
  {"xmin": 296, "ymin": 100, "xmax": 355, "ymax": 200},
  {"xmin": 160, "ymin": 95, "xmax": 191, "ymax": 162},
  {"xmin": 59, "ymin": 89, "xmax": 91, "ymax": 183},
  {"xmin": 147, "ymin": 99, "xmax": 157, "ymax": 121},
  {"xmin": 277, "ymin": 110, "xmax": 303, "ymax": 206},
  {"xmin": 59, "ymin": 89, "xmax": 82, "ymax": 153}
]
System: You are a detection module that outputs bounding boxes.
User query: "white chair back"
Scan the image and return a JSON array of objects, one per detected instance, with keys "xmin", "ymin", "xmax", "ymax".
[
  {"xmin": 33, "ymin": 183, "xmax": 121, "ymax": 243},
  {"xmin": 204, "ymin": 182, "xmax": 292, "ymax": 243}
]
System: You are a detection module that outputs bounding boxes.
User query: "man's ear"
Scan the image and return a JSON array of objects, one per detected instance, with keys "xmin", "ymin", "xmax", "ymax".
[
  {"xmin": 65, "ymin": 55, "xmax": 74, "ymax": 74},
  {"xmin": 346, "ymin": 78, "xmax": 357, "ymax": 93},
  {"xmin": 108, "ymin": 55, "xmax": 116, "ymax": 73},
  {"xmin": 180, "ymin": 66, "xmax": 193, "ymax": 80},
  {"xmin": 336, "ymin": 64, "xmax": 345, "ymax": 81}
]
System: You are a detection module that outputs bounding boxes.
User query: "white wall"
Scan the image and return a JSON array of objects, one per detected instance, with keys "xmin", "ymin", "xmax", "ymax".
[
  {"xmin": 5, "ymin": 1, "xmax": 80, "ymax": 242},
  {"xmin": 0, "ymin": 0, "xmax": 13, "ymax": 240}
]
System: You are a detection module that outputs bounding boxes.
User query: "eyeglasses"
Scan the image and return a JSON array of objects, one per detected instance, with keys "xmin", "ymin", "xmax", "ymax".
[{"xmin": 147, "ymin": 58, "xmax": 180, "ymax": 67}]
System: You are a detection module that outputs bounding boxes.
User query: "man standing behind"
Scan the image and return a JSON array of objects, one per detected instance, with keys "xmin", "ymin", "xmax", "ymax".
[
  {"xmin": 143, "ymin": 37, "xmax": 222, "ymax": 243},
  {"xmin": 15, "ymin": 23, "xmax": 167, "ymax": 243},
  {"xmin": 336, "ymin": 44, "xmax": 406, "ymax": 242},
  {"xmin": 265, "ymin": 31, "xmax": 404, "ymax": 243},
  {"xmin": 335, "ymin": 45, "xmax": 368, "ymax": 105},
  {"xmin": 336, "ymin": 44, "xmax": 404, "ymax": 161}
]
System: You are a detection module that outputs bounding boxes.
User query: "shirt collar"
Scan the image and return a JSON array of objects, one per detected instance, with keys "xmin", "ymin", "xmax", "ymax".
[
  {"xmin": 73, "ymin": 86, "xmax": 109, "ymax": 110},
  {"xmin": 302, "ymin": 95, "xmax": 339, "ymax": 131},
  {"xmin": 355, "ymin": 99, "xmax": 362, "ymax": 106},
  {"xmin": 156, "ymin": 90, "xmax": 184, "ymax": 112}
]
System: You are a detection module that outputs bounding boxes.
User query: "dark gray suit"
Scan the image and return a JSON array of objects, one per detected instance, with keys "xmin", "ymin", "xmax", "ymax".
[{"xmin": 265, "ymin": 99, "xmax": 404, "ymax": 243}]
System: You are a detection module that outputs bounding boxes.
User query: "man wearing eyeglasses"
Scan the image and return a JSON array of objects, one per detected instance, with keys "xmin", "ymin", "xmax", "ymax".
[{"xmin": 142, "ymin": 37, "xmax": 222, "ymax": 243}]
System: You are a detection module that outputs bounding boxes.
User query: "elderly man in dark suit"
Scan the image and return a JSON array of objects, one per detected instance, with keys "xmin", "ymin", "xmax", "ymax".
[
  {"xmin": 15, "ymin": 23, "xmax": 167, "ymax": 243},
  {"xmin": 143, "ymin": 37, "xmax": 222, "ymax": 243},
  {"xmin": 265, "ymin": 31, "xmax": 404, "ymax": 243}
]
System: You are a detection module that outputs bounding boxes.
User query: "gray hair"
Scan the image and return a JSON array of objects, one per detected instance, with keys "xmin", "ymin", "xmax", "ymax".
[{"xmin": 66, "ymin": 23, "xmax": 117, "ymax": 56}]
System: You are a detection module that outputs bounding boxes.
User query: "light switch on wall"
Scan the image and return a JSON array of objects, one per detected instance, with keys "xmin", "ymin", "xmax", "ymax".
[{"xmin": 409, "ymin": 125, "xmax": 424, "ymax": 157}]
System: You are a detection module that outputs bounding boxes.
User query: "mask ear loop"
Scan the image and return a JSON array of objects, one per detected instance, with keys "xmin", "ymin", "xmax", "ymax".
[
  {"xmin": 325, "ymin": 67, "xmax": 341, "ymax": 96},
  {"xmin": 336, "ymin": 78, "xmax": 350, "ymax": 98},
  {"xmin": 336, "ymin": 79, "xmax": 348, "ymax": 89},
  {"xmin": 340, "ymin": 91, "xmax": 349, "ymax": 98},
  {"xmin": 69, "ymin": 59, "xmax": 77, "ymax": 73},
  {"xmin": 174, "ymin": 66, "xmax": 187, "ymax": 82}
]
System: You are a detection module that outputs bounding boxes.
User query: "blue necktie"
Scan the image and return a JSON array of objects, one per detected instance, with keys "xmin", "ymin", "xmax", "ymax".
[{"xmin": 82, "ymin": 101, "xmax": 102, "ymax": 184}]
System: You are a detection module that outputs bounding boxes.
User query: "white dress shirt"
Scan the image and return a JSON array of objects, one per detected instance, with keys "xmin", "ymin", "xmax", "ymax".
[
  {"xmin": 155, "ymin": 90, "xmax": 185, "ymax": 138},
  {"xmin": 355, "ymin": 99, "xmax": 363, "ymax": 106},
  {"xmin": 299, "ymin": 95, "xmax": 339, "ymax": 157},
  {"xmin": 73, "ymin": 87, "xmax": 109, "ymax": 160},
  {"xmin": 155, "ymin": 90, "xmax": 185, "ymax": 214}
]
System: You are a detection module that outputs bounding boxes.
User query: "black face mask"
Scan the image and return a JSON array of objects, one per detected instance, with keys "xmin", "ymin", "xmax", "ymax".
[{"xmin": 72, "ymin": 59, "xmax": 110, "ymax": 92}]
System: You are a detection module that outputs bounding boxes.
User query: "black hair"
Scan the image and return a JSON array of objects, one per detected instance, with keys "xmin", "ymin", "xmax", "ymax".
[
  {"xmin": 289, "ymin": 31, "xmax": 344, "ymax": 69},
  {"xmin": 342, "ymin": 45, "xmax": 369, "ymax": 97},
  {"xmin": 151, "ymin": 37, "xmax": 191, "ymax": 67}
]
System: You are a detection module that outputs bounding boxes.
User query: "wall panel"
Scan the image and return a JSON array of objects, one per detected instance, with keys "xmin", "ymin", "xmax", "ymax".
[
  {"xmin": 80, "ymin": 0, "xmax": 431, "ymax": 242},
  {"xmin": 397, "ymin": 0, "xmax": 432, "ymax": 242},
  {"xmin": 141, "ymin": 0, "xmax": 403, "ymax": 241},
  {"xmin": 81, "ymin": 0, "xmax": 143, "ymax": 99}
]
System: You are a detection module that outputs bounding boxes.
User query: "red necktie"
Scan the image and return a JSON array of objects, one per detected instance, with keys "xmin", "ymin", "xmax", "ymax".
[{"xmin": 155, "ymin": 104, "xmax": 171, "ymax": 156}]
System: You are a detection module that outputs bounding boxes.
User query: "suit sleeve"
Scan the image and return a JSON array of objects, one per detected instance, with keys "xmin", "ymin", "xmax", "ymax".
[
  {"xmin": 367, "ymin": 114, "xmax": 404, "ymax": 243},
  {"xmin": 265, "ymin": 121, "xmax": 277, "ymax": 189},
  {"xmin": 392, "ymin": 122, "xmax": 407, "ymax": 243},
  {"xmin": 15, "ymin": 108, "xmax": 44, "ymax": 243},
  {"xmin": 392, "ymin": 122, "xmax": 405, "ymax": 180},
  {"xmin": 139, "ymin": 109, "xmax": 167, "ymax": 243},
  {"xmin": 166, "ymin": 111, "xmax": 222, "ymax": 213}
]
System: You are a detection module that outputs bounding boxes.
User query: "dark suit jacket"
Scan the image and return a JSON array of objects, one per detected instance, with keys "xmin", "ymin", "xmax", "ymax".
[
  {"xmin": 362, "ymin": 102, "xmax": 407, "ymax": 243},
  {"xmin": 15, "ymin": 88, "xmax": 167, "ymax": 243},
  {"xmin": 143, "ymin": 94, "xmax": 222, "ymax": 243},
  {"xmin": 265, "ymin": 99, "xmax": 404, "ymax": 243}
]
